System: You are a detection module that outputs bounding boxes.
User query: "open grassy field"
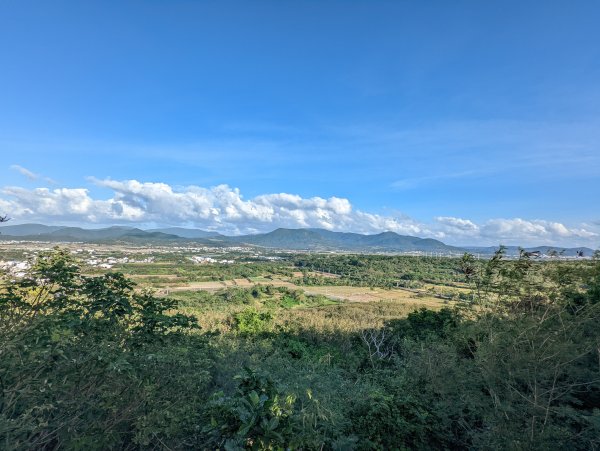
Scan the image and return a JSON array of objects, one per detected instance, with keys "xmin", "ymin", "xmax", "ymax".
[
  {"xmin": 152, "ymin": 276, "xmax": 449, "ymax": 315},
  {"xmin": 168, "ymin": 283, "xmax": 447, "ymax": 331}
]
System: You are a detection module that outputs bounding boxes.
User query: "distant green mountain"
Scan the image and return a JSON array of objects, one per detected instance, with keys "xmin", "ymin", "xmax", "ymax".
[
  {"xmin": 230, "ymin": 228, "xmax": 462, "ymax": 253},
  {"xmin": 230, "ymin": 228, "xmax": 328, "ymax": 249},
  {"xmin": 148, "ymin": 227, "xmax": 223, "ymax": 239},
  {"xmin": 0, "ymin": 223, "xmax": 63, "ymax": 236},
  {"xmin": 45, "ymin": 226, "xmax": 139, "ymax": 240},
  {"xmin": 309, "ymin": 229, "xmax": 459, "ymax": 252},
  {"xmin": 0, "ymin": 224, "xmax": 595, "ymax": 255},
  {"xmin": 0, "ymin": 224, "xmax": 217, "ymax": 245}
]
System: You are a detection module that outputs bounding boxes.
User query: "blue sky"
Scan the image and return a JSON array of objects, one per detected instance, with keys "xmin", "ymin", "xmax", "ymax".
[{"xmin": 1, "ymin": 1, "xmax": 599, "ymax": 246}]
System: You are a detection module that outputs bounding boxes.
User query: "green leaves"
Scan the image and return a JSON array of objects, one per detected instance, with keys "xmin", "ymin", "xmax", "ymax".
[
  {"xmin": 204, "ymin": 368, "xmax": 299, "ymax": 449},
  {"xmin": 0, "ymin": 248, "xmax": 204, "ymax": 450},
  {"xmin": 130, "ymin": 291, "xmax": 198, "ymax": 343},
  {"xmin": 234, "ymin": 308, "xmax": 274, "ymax": 335},
  {"xmin": 82, "ymin": 272, "xmax": 135, "ymax": 321}
]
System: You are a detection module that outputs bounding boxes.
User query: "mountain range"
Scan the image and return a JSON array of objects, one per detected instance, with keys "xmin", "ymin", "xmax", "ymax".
[
  {"xmin": 0, "ymin": 223, "xmax": 596, "ymax": 256},
  {"xmin": 227, "ymin": 228, "xmax": 462, "ymax": 253}
]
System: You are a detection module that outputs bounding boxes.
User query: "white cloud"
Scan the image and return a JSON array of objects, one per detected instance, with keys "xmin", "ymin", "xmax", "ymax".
[
  {"xmin": 480, "ymin": 218, "xmax": 597, "ymax": 242},
  {"xmin": 435, "ymin": 216, "xmax": 480, "ymax": 233},
  {"xmin": 435, "ymin": 216, "xmax": 598, "ymax": 246},
  {"xmin": 1, "ymin": 178, "xmax": 423, "ymax": 236},
  {"xmin": 0, "ymin": 179, "xmax": 597, "ymax": 247},
  {"xmin": 10, "ymin": 164, "xmax": 56, "ymax": 184},
  {"xmin": 10, "ymin": 165, "xmax": 38, "ymax": 181}
]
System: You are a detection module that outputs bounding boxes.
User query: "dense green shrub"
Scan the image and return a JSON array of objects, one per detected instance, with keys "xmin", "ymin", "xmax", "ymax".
[
  {"xmin": 396, "ymin": 307, "xmax": 461, "ymax": 340},
  {"xmin": 294, "ymin": 254, "xmax": 470, "ymax": 288},
  {"xmin": 234, "ymin": 308, "xmax": 274, "ymax": 335},
  {"xmin": 0, "ymin": 248, "xmax": 208, "ymax": 449},
  {"xmin": 203, "ymin": 368, "xmax": 297, "ymax": 449}
]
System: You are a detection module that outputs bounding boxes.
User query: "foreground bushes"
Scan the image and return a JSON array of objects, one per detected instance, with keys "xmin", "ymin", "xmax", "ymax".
[
  {"xmin": 0, "ymin": 249, "xmax": 209, "ymax": 449},
  {"xmin": 1, "ymin": 248, "xmax": 600, "ymax": 449}
]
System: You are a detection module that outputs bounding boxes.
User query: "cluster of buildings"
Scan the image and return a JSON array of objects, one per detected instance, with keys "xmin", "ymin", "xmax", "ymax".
[
  {"xmin": 85, "ymin": 256, "xmax": 155, "ymax": 269},
  {"xmin": 0, "ymin": 260, "xmax": 31, "ymax": 278},
  {"xmin": 189, "ymin": 256, "xmax": 234, "ymax": 265}
]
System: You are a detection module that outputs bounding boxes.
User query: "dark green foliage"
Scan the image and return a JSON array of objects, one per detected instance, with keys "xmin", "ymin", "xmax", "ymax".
[
  {"xmin": 171, "ymin": 284, "xmax": 335, "ymax": 312},
  {"xmin": 131, "ymin": 291, "xmax": 198, "ymax": 341},
  {"xmin": 349, "ymin": 389, "xmax": 440, "ymax": 450},
  {"xmin": 0, "ymin": 248, "xmax": 207, "ymax": 450},
  {"xmin": 234, "ymin": 308, "xmax": 274, "ymax": 335},
  {"xmin": 294, "ymin": 253, "xmax": 472, "ymax": 288},
  {"xmin": 204, "ymin": 368, "xmax": 298, "ymax": 450},
  {"xmin": 394, "ymin": 307, "xmax": 460, "ymax": 340},
  {"xmin": 2, "ymin": 247, "xmax": 600, "ymax": 449}
]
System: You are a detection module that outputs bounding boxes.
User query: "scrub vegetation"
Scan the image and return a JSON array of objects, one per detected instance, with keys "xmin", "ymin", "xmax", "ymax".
[{"xmin": 1, "ymin": 247, "xmax": 600, "ymax": 449}]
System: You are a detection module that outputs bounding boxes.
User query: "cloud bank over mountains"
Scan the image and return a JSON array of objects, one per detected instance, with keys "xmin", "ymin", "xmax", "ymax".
[
  {"xmin": 434, "ymin": 216, "xmax": 597, "ymax": 246},
  {"xmin": 0, "ymin": 176, "xmax": 597, "ymax": 247}
]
